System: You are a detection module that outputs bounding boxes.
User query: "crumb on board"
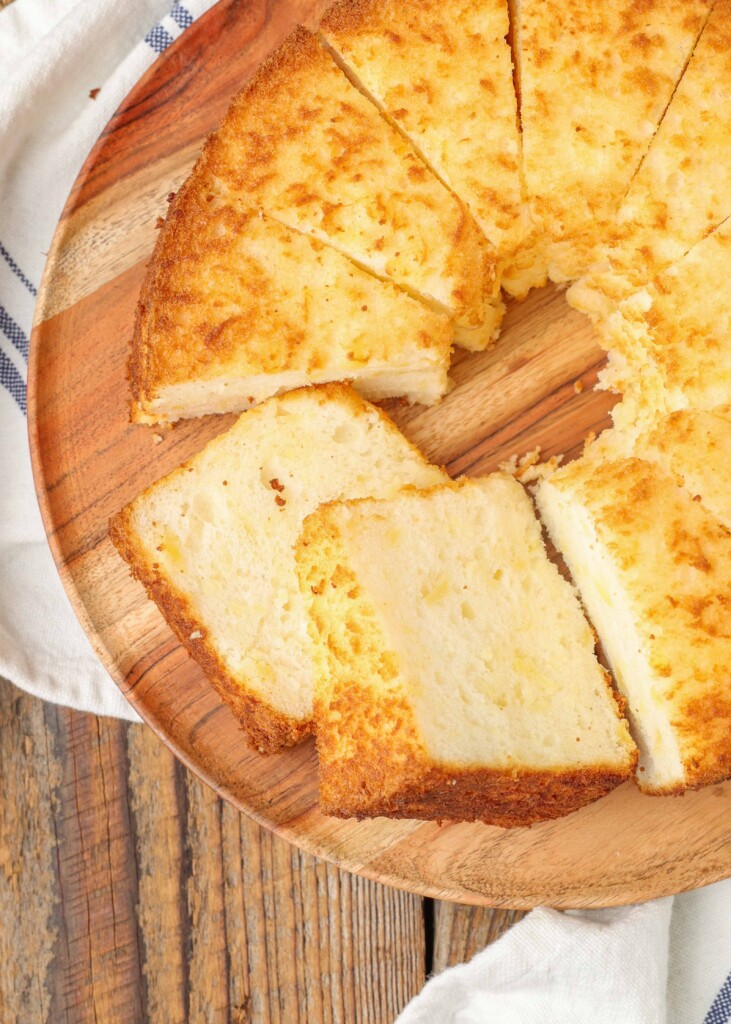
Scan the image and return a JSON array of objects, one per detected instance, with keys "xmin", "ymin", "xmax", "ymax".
[
  {"xmin": 574, "ymin": 379, "xmax": 584, "ymax": 394},
  {"xmin": 153, "ymin": 433, "xmax": 164, "ymax": 444},
  {"xmin": 89, "ymin": 87, "xmax": 100, "ymax": 100},
  {"xmin": 499, "ymin": 447, "xmax": 563, "ymax": 484}
]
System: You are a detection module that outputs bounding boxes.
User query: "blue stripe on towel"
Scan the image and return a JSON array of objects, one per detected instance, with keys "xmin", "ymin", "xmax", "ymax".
[
  {"xmin": 145, "ymin": 23, "xmax": 175, "ymax": 53},
  {"xmin": 0, "ymin": 348, "xmax": 26, "ymax": 414},
  {"xmin": 170, "ymin": 1, "xmax": 193, "ymax": 30},
  {"xmin": 0, "ymin": 305, "xmax": 29, "ymax": 361},
  {"xmin": 0, "ymin": 243, "xmax": 37, "ymax": 296},
  {"xmin": 704, "ymin": 971, "xmax": 731, "ymax": 1024}
]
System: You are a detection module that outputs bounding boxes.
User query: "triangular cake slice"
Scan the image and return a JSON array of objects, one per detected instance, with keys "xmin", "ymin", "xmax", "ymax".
[
  {"xmin": 637, "ymin": 408, "xmax": 731, "ymax": 532},
  {"xmin": 319, "ymin": 0, "xmax": 546, "ymax": 299},
  {"xmin": 130, "ymin": 184, "xmax": 452, "ymax": 424},
  {"xmin": 110, "ymin": 385, "xmax": 447, "ymax": 752},
  {"xmin": 594, "ymin": 217, "xmax": 731, "ymax": 439},
  {"xmin": 297, "ymin": 476, "xmax": 636, "ymax": 826},
  {"xmin": 537, "ymin": 455, "xmax": 731, "ymax": 794},
  {"xmin": 570, "ymin": 1, "xmax": 731, "ymax": 317},
  {"xmin": 516, "ymin": 0, "xmax": 711, "ymax": 283},
  {"xmin": 201, "ymin": 27, "xmax": 500, "ymax": 350}
]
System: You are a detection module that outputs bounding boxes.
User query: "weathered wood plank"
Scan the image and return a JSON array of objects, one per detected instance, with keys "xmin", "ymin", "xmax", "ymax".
[
  {"xmin": 3, "ymin": 676, "xmax": 547, "ymax": 1023},
  {"xmin": 227, "ymin": 811, "xmax": 426, "ymax": 1024},
  {"xmin": 0, "ymin": 682, "xmax": 61, "ymax": 1024},
  {"xmin": 432, "ymin": 902, "xmax": 526, "ymax": 974},
  {"xmin": 126, "ymin": 723, "xmax": 189, "ymax": 1024},
  {"xmin": 49, "ymin": 704, "xmax": 145, "ymax": 1024},
  {"xmin": 128, "ymin": 718, "xmax": 429, "ymax": 1024}
]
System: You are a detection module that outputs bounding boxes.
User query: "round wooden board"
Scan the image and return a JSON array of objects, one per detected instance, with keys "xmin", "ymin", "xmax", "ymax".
[{"xmin": 28, "ymin": 0, "xmax": 731, "ymax": 909}]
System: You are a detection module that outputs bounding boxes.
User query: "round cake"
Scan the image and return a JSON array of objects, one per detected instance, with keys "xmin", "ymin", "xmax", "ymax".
[{"xmin": 113, "ymin": 0, "xmax": 731, "ymax": 823}]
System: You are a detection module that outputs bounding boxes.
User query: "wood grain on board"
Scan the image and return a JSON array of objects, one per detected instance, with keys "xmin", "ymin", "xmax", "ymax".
[{"xmin": 27, "ymin": 0, "xmax": 731, "ymax": 911}]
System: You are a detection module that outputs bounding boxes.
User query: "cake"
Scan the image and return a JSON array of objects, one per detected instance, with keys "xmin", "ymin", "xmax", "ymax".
[
  {"xmin": 537, "ymin": 456, "xmax": 731, "ymax": 794},
  {"xmin": 200, "ymin": 27, "xmax": 500, "ymax": 350},
  {"xmin": 515, "ymin": 0, "xmax": 711, "ymax": 284},
  {"xmin": 110, "ymin": 384, "xmax": 446, "ymax": 752},
  {"xmin": 592, "ymin": 218, "xmax": 731, "ymax": 441},
  {"xmin": 113, "ymin": 0, "xmax": 731, "ymax": 828},
  {"xmin": 638, "ymin": 408, "xmax": 731, "ymax": 532},
  {"xmin": 570, "ymin": 0, "xmax": 731, "ymax": 318},
  {"xmin": 130, "ymin": 183, "xmax": 452, "ymax": 424},
  {"xmin": 296, "ymin": 475, "xmax": 636, "ymax": 826},
  {"xmin": 319, "ymin": 0, "xmax": 546, "ymax": 299}
]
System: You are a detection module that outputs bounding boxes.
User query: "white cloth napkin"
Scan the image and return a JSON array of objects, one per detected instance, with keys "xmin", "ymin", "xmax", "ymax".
[
  {"xmin": 1, "ymin": 3, "xmax": 729, "ymax": 1021},
  {"xmin": 0, "ymin": 0, "xmax": 216, "ymax": 719},
  {"xmin": 397, "ymin": 890, "xmax": 731, "ymax": 1024}
]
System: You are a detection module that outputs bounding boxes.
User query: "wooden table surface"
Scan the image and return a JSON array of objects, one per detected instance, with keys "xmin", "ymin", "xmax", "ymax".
[{"xmin": 0, "ymin": 674, "xmax": 523, "ymax": 1023}]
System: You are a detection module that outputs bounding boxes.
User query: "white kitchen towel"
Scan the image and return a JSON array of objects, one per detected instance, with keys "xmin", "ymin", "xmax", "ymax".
[
  {"xmin": 0, "ymin": 0, "xmax": 217, "ymax": 719},
  {"xmin": 397, "ymin": 885, "xmax": 731, "ymax": 1024},
  {"xmin": 1, "ymin": 3, "xmax": 729, "ymax": 1022}
]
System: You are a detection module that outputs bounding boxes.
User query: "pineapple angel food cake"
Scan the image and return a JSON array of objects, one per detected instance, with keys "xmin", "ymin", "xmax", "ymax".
[
  {"xmin": 296, "ymin": 476, "xmax": 636, "ymax": 826},
  {"xmin": 111, "ymin": 385, "xmax": 447, "ymax": 752},
  {"xmin": 112, "ymin": 0, "xmax": 731, "ymax": 830},
  {"xmin": 320, "ymin": 0, "xmax": 547, "ymax": 298},
  {"xmin": 537, "ymin": 454, "xmax": 731, "ymax": 795}
]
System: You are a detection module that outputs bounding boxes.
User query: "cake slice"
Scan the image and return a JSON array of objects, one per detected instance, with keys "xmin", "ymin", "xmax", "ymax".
[
  {"xmin": 637, "ymin": 408, "xmax": 731, "ymax": 532},
  {"xmin": 570, "ymin": 0, "xmax": 731, "ymax": 317},
  {"xmin": 319, "ymin": 0, "xmax": 546, "ymax": 299},
  {"xmin": 130, "ymin": 185, "xmax": 452, "ymax": 424},
  {"xmin": 536, "ymin": 456, "xmax": 731, "ymax": 794},
  {"xmin": 594, "ymin": 217, "xmax": 731, "ymax": 439},
  {"xmin": 110, "ymin": 384, "xmax": 447, "ymax": 752},
  {"xmin": 201, "ymin": 27, "xmax": 500, "ymax": 350},
  {"xmin": 516, "ymin": 0, "xmax": 711, "ymax": 283},
  {"xmin": 296, "ymin": 476, "xmax": 636, "ymax": 826}
]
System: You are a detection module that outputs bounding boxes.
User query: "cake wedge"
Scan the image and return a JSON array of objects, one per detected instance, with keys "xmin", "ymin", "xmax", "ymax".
[
  {"xmin": 515, "ymin": 0, "xmax": 710, "ymax": 283},
  {"xmin": 201, "ymin": 27, "xmax": 500, "ymax": 350},
  {"xmin": 637, "ymin": 408, "xmax": 731, "ymax": 533},
  {"xmin": 319, "ymin": 0, "xmax": 546, "ymax": 298},
  {"xmin": 592, "ymin": 217, "xmax": 731, "ymax": 441},
  {"xmin": 110, "ymin": 384, "xmax": 447, "ymax": 752},
  {"xmin": 569, "ymin": 0, "xmax": 731, "ymax": 317},
  {"xmin": 536, "ymin": 456, "xmax": 731, "ymax": 794},
  {"xmin": 296, "ymin": 476, "xmax": 636, "ymax": 826},
  {"xmin": 130, "ymin": 185, "xmax": 452, "ymax": 424}
]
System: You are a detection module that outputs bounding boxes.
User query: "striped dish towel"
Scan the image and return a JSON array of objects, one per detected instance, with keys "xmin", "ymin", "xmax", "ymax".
[
  {"xmin": 0, "ymin": 3, "xmax": 729, "ymax": 1022},
  {"xmin": 0, "ymin": 0, "xmax": 215, "ymax": 717}
]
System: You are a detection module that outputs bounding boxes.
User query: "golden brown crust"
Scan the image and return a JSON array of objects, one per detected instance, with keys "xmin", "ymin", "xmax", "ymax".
[
  {"xmin": 199, "ymin": 26, "xmax": 494, "ymax": 327},
  {"xmin": 576, "ymin": 0, "xmax": 731, "ymax": 300},
  {"xmin": 518, "ymin": 0, "xmax": 711, "ymax": 283},
  {"xmin": 319, "ymin": 0, "xmax": 381, "ymax": 35},
  {"xmin": 320, "ymin": 0, "xmax": 534, "ymax": 284},
  {"xmin": 297, "ymin": 489, "xmax": 636, "ymax": 827},
  {"xmin": 109, "ymin": 505, "xmax": 310, "ymax": 754},
  {"xmin": 129, "ymin": 180, "xmax": 453, "ymax": 421},
  {"xmin": 129, "ymin": 176, "xmax": 214, "ymax": 412},
  {"xmin": 321, "ymin": 756, "xmax": 634, "ymax": 828},
  {"xmin": 315, "ymin": 661, "xmax": 634, "ymax": 825},
  {"xmin": 130, "ymin": 172, "xmax": 226, "ymax": 413},
  {"xmin": 547, "ymin": 456, "xmax": 731, "ymax": 791}
]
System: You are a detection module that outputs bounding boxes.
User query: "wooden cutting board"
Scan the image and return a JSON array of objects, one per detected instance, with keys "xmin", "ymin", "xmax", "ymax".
[{"xmin": 28, "ymin": 0, "xmax": 731, "ymax": 908}]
